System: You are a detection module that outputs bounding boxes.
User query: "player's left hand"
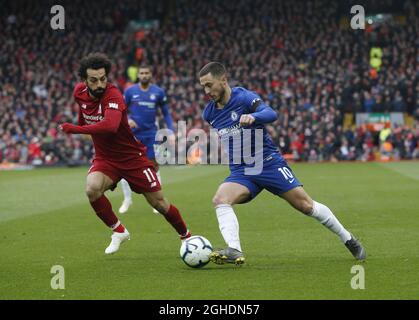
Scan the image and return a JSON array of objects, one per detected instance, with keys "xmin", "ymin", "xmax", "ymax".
[
  {"xmin": 128, "ymin": 119, "xmax": 138, "ymax": 129},
  {"xmin": 239, "ymin": 114, "xmax": 256, "ymax": 126}
]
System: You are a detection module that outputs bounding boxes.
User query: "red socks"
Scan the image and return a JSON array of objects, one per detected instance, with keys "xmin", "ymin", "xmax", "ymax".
[
  {"xmin": 163, "ymin": 204, "xmax": 188, "ymax": 236},
  {"xmin": 91, "ymin": 196, "xmax": 183, "ymax": 236},
  {"xmin": 112, "ymin": 222, "xmax": 126, "ymax": 233},
  {"xmin": 90, "ymin": 195, "xmax": 125, "ymax": 232}
]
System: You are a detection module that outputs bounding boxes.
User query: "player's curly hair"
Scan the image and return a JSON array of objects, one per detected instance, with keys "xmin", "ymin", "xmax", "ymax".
[{"xmin": 78, "ymin": 52, "xmax": 112, "ymax": 80}]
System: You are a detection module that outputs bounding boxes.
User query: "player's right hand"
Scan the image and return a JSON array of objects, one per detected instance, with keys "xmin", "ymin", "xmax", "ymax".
[
  {"xmin": 58, "ymin": 123, "xmax": 76, "ymax": 134},
  {"xmin": 128, "ymin": 119, "xmax": 138, "ymax": 129}
]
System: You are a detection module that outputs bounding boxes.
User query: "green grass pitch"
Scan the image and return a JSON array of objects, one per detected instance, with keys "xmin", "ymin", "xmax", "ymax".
[{"xmin": 0, "ymin": 162, "xmax": 418, "ymax": 299}]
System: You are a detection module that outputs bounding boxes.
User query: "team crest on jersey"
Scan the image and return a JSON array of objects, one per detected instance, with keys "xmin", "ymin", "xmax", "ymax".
[
  {"xmin": 150, "ymin": 94, "xmax": 156, "ymax": 100},
  {"xmin": 231, "ymin": 111, "xmax": 238, "ymax": 121},
  {"xmin": 109, "ymin": 103, "xmax": 119, "ymax": 109}
]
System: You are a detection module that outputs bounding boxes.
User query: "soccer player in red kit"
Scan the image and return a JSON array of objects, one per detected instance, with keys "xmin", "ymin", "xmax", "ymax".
[{"xmin": 59, "ymin": 53, "xmax": 191, "ymax": 254}]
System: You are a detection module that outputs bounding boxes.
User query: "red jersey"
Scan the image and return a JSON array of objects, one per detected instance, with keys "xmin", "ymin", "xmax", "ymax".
[{"xmin": 73, "ymin": 82, "xmax": 147, "ymax": 163}]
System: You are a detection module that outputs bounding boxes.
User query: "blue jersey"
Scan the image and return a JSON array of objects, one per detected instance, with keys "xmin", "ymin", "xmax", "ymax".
[
  {"xmin": 202, "ymin": 87, "xmax": 281, "ymax": 171},
  {"xmin": 123, "ymin": 84, "xmax": 174, "ymax": 137}
]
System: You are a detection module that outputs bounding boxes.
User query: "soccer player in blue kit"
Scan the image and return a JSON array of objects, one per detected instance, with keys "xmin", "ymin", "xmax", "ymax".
[
  {"xmin": 199, "ymin": 62, "xmax": 366, "ymax": 265},
  {"xmin": 119, "ymin": 65, "xmax": 176, "ymax": 214}
]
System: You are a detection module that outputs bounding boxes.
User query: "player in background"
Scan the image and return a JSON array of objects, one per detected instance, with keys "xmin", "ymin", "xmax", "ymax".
[
  {"xmin": 199, "ymin": 62, "xmax": 366, "ymax": 265},
  {"xmin": 118, "ymin": 65, "xmax": 176, "ymax": 214},
  {"xmin": 59, "ymin": 53, "xmax": 191, "ymax": 255}
]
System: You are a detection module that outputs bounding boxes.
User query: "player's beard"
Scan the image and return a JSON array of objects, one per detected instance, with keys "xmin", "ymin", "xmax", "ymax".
[
  {"xmin": 140, "ymin": 79, "xmax": 150, "ymax": 87},
  {"xmin": 215, "ymin": 87, "xmax": 226, "ymax": 104},
  {"xmin": 88, "ymin": 86, "xmax": 106, "ymax": 99}
]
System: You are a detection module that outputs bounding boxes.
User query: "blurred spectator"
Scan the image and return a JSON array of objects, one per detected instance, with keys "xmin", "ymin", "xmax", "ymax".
[{"xmin": 0, "ymin": 0, "xmax": 418, "ymax": 166}]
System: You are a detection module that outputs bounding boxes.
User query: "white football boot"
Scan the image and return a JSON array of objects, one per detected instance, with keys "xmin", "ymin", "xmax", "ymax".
[
  {"xmin": 105, "ymin": 229, "xmax": 130, "ymax": 254},
  {"xmin": 118, "ymin": 199, "xmax": 132, "ymax": 214}
]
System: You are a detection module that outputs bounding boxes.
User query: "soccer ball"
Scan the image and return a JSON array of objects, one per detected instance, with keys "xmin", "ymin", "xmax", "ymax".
[{"xmin": 180, "ymin": 236, "xmax": 213, "ymax": 268}]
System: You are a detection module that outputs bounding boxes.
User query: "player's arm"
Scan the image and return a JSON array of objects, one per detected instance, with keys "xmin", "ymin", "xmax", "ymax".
[
  {"xmin": 123, "ymin": 89, "xmax": 137, "ymax": 129},
  {"xmin": 76, "ymin": 108, "xmax": 92, "ymax": 139},
  {"xmin": 73, "ymin": 84, "xmax": 86, "ymax": 127},
  {"xmin": 77, "ymin": 108, "xmax": 85, "ymax": 126},
  {"xmin": 123, "ymin": 89, "xmax": 132, "ymax": 107},
  {"xmin": 70, "ymin": 86, "xmax": 96, "ymax": 138},
  {"xmin": 160, "ymin": 104, "xmax": 174, "ymax": 132},
  {"xmin": 159, "ymin": 92, "xmax": 174, "ymax": 132},
  {"xmin": 250, "ymin": 100, "xmax": 277, "ymax": 124},
  {"xmin": 240, "ymin": 97, "xmax": 277, "ymax": 126},
  {"xmin": 159, "ymin": 91, "xmax": 175, "ymax": 144},
  {"xmin": 60, "ymin": 108, "xmax": 122, "ymax": 134}
]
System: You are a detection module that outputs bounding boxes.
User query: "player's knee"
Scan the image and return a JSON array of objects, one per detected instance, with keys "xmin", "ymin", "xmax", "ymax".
[
  {"xmin": 85, "ymin": 185, "xmax": 102, "ymax": 202},
  {"xmin": 147, "ymin": 194, "xmax": 168, "ymax": 214},
  {"xmin": 212, "ymin": 194, "xmax": 232, "ymax": 207},
  {"xmin": 155, "ymin": 199, "xmax": 169, "ymax": 214},
  {"xmin": 298, "ymin": 199, "xmax": 313, "ymax": 215},
  {"xmin": 154, "ymin": 203, "xmax": 166, "ymax": 214}
]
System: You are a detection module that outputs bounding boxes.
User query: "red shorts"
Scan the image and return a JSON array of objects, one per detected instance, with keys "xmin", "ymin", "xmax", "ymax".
[{"xmin": 88, "ymin": 157, "xmax": 161, "ymax": 194}]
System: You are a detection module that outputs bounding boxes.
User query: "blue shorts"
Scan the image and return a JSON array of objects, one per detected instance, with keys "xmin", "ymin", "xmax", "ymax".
[
  {"xmin": 224, "ymin": 154, "xmax": 303, "ymax": 203},
  {"xmin": 136, "ymin": 134, "xmax": 158, "ymax": 160}
]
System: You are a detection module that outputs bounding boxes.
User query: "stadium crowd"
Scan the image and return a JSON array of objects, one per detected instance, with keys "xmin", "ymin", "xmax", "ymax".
[{"xmin": 1, "ymin": 0, "xmax": 418, "ymax": 166}]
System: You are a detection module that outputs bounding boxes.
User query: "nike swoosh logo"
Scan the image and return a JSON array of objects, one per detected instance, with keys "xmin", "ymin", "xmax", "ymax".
[{"xmin": 289, "ymin": 178, "xmax": 295, "ymax": 184}]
